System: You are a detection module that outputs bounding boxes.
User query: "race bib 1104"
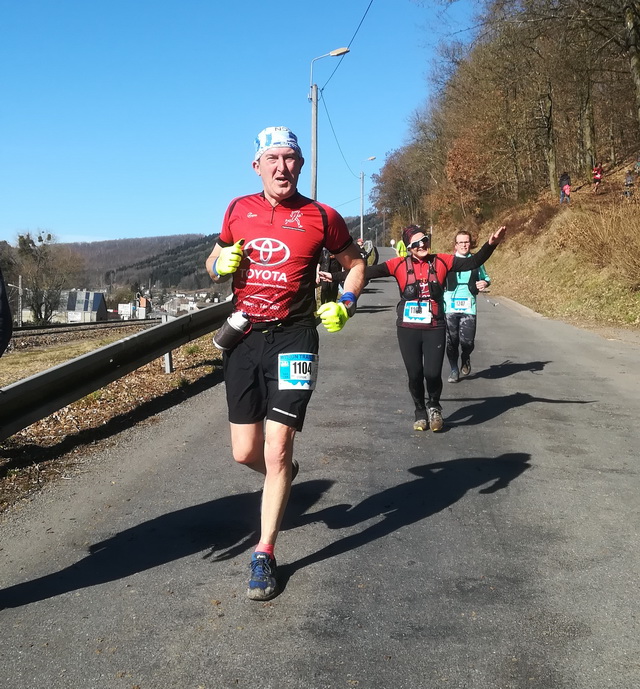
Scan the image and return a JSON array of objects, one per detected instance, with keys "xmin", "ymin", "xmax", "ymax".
[{"xmin": 278, "ymin": 352, "xmax": 319, "ymax": 390}]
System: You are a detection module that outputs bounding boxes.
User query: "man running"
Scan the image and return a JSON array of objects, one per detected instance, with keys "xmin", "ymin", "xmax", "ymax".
[
  {"xmin": 443, "ymin": 230, "xmax": 491, "ymax": 383},
  {"xmin": 205, "ymin": 126, "xmax": 365, "ymax": 601}
]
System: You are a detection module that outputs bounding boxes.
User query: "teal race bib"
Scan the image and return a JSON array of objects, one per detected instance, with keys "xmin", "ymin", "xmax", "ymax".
[
  {"xmin": 451, "ymin": 297, "xmax": 472, "ymax": 312},
  {"xmin": 278, "ymin": 353, "xmax": 318, "ymax": 390}
]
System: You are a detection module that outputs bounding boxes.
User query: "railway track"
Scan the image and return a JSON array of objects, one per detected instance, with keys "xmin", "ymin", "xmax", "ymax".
[
  {"xmin": 8, "ymin": 319, "xmax": 161, "ymax": 351},
  {"xmin": 13, "ymin": 318, "xmax": 161, "ymax": 338}
]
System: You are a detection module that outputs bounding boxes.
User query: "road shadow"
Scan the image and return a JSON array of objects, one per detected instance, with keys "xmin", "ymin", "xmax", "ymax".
[
  {"xmin": 279, "ymin": 453, "xmax": 531, "ymax": 588},
  {"xmin": 464, "ymin": 360, "xmax": 551, "ymax": 380},
  {"xmin": 444, "ymin": 392, "xmax": 594, "ymax": 427},
  {"xmin": 0, "ymin": 479, "xmax": 333, "ymax": 609},
  {"xmin": 357, "ymin": 305, "xmax": 394, "ymax": 314}
]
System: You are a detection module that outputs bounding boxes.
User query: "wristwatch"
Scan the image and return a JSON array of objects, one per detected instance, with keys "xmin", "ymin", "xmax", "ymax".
[{"xmin": 338, "ymin": 291, "xmax": 357, "ymax": 318}]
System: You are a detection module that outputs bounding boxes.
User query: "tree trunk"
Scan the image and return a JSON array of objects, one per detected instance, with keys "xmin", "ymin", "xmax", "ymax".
[
  {"xmin": 609, "ymin": 117, "xmax": 617, "ymax": 166},
  {"xmin": 623, "ymin": 1, "xmax": 640, "ymax": 133},
  {"xmin": 579, "ymin": 79, "xmax": 596, "ymax": 176},
  {"xmin": 540, "ymin": 82, "xmax": 558, "ymax": 194}
]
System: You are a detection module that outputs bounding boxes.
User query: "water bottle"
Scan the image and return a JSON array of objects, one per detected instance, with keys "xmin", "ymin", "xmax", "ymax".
[{"xmin": 213, "ymin": 311, "xmax": 251, "ymax": 351}]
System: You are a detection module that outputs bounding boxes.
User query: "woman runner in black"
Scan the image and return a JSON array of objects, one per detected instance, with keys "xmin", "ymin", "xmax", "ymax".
[{"xmin": 321, "ymin": 224, "xmax": 506, "ymax": 431}]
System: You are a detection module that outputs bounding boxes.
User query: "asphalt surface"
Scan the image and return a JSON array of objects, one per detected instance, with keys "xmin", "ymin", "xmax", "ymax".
[{"xmin": 1, "ymin": 247, "xmax": 639, "ymax": 689}]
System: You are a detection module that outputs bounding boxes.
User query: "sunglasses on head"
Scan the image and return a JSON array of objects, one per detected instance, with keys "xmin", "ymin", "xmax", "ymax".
[{"xmin": 408, "ymin": 236, "xmax": 430, "ymax": 250}]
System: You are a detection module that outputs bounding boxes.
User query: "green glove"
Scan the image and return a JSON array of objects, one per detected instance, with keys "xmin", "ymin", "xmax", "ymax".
[
  {"xmin": 214, "ymin": 239, "xmax": 245, "ymax": 276},
  {"xmin": 317, "ymin": 301, "xmax": 350, "ymax": 333}
]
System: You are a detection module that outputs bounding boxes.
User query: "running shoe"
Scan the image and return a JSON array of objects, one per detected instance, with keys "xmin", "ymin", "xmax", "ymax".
[
  {"xmin": 428, "ymin": 407, "xmax": 444, "ymax": 432},
  {"xmin": 247, "ymin": 552, "xmax": 278, "ymax": 601},
  {"xmin": 413, "ymin": 418, "xmax": 428, "ymax": 431},
  {"xmin": 291, "ymin": 459, "xmax": 299, "ymax": 482},
  {"xmin": 460, "ymin": 359, "xmax": 471, "ymax": 376},
  {"xmin": 448, "ymin": 368, "xmax": 459, "ymax": 383}
]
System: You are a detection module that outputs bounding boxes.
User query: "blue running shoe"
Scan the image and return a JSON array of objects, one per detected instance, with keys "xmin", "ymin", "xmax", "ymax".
[{"xmin": 247, "ymin": 552, "xmax": 278, "ymax": 600}]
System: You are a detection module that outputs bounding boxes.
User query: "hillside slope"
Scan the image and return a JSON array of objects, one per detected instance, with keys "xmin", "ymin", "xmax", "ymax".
[{"xmin": 475, "ymin": 165, "xmax": 640, "ymax": 337}]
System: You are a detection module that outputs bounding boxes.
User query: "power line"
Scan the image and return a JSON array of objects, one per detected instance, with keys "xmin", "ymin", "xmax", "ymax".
[
  {"xmin": 321, "ymin": 0, "xmax": 375, "ymax": 91},
  {"xmin": 319, "ymin": 91, "xmax": 358, "ymax": 178},
  {"xmin": 317, "ymin": 0, "xmax": 376, "ymax": 180}
]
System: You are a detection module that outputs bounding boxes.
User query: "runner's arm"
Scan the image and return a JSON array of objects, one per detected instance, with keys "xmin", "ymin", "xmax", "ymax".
[
  {"xmin": 451, "ymin": 226, "xmax": 506, "ymax": 271},
  {"xmin": 334, "ymin": 243, "xmax": 366, "ymax": 300}
]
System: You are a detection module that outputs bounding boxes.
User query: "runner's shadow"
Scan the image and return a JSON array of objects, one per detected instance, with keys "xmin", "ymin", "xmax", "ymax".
[
  {"xmin": 467, "ymin": 360, "xmax": 551, "ymax": 380},
  {"xmin": 0, "ymin": 479, "xmax": 332, "ymax": 609},
  {"xmin": 357, "ymin": 305, "xmax": 394, "ymax": 314},
  {"xmin": 445, "ymin": 392, "xmax": 593, "ymax": 427},
  {"xmin": 279, "ymin": 453, "xmax": 531, "ymax": 587}
]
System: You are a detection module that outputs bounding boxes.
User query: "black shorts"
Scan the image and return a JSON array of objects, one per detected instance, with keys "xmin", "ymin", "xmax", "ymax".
[{"xmin": 223, "ymin": 323, "xmax": 319, "ymax": 431}]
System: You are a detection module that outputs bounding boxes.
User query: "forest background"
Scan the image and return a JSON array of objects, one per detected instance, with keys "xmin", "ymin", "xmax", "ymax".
[{"xmin": 371, "ymin": 0, "xmax": 640, "ymax": 330}]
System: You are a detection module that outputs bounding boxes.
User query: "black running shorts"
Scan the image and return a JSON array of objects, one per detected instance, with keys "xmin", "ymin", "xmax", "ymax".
[{"xmin": 223, "ymin": 323, "xmax": 320, "ymax": 431}]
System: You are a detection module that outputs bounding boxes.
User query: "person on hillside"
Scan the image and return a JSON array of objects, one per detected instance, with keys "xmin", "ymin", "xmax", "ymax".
[
  {"xmin": 592, "ymin": 162, "xmax": 603, "ymax": 193},
  {"xmin": 559, "ymin": 172, "xmax": 571, "ymax": 204},
  {"xmin": 320, "ymin": 224, "xmax": 506, "ymax": 432},
  {"xmin": 0, "ymin": 266, "xmax": 13, "ymax": 357},
  {"xmin": 443, "ymin": 230, "xmax": 491, "ymax": 383},
  {"xmin": 623, "ymin": 170, "xmax": 634, "ymax": 199},
  {"xmin": 205, "ymin": 126, "xmax": 365, "ymax": 601}
]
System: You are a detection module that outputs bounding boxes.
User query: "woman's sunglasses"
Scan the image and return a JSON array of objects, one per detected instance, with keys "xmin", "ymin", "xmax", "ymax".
[{"xmin": 408, "ymin": 236, "xmax": 431, "ymax": 250}]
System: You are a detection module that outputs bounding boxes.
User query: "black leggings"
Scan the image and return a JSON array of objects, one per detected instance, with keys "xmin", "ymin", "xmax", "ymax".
[{"xmin": 396, "ymin": 323, "xmax": 445, "ymax": 411}]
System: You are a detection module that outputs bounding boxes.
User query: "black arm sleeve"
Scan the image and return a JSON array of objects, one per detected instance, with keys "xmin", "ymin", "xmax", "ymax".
[
  {"xmin": 329, "ymin": 262, "xmax": 392, "ymax": 283},
  {"xmin": 0, "ymin": 267, "xmax": 13, "ymax": 357},
  {"xmin": 451, "ymin": 242, "xmax": 496, "ymax": 272}
]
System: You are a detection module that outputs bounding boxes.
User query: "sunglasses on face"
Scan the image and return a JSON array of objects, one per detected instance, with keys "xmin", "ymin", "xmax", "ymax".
[{"xmin": 408, "ymin": 236, "xmax": 430, "ymax": 250}]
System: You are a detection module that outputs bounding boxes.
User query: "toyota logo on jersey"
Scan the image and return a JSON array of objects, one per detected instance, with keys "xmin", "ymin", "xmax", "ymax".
[{"xmin": 245, "ymin": 238, "xmax": 290, "ymax": 267}]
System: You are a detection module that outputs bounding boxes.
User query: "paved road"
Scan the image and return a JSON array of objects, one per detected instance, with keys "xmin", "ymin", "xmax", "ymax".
[{"xmin": 1, "ymin": 248, "xmax": 639, "ymax": 689}]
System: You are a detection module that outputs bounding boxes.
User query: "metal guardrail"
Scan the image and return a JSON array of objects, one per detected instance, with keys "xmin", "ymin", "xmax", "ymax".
[{"xmin": 0, "ymin": 301, "xmax": 233, "ymax": 442}]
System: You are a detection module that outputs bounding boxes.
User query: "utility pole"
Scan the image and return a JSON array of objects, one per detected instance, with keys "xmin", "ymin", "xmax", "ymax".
[{"xmin": 17, "ymin": 275, "xmax": 23, "ymax": 327}]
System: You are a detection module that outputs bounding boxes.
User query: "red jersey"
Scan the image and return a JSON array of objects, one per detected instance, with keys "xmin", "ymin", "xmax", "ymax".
[{"xmin": 218, "ymin": 191, "xmax": 352, "ymax": 323}]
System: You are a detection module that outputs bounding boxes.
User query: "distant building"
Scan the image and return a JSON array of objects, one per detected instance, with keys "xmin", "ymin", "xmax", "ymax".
[
  {"xmin": 163, "ymin": 296, "xmax": 190, "ymax": 317},
  {"xmin": 20, "ymin": 290, "xmax": 109, "ymax": 324},
  {"xmin": 66, "ymin": 290, "xmax": 108, "ymax": 323}
]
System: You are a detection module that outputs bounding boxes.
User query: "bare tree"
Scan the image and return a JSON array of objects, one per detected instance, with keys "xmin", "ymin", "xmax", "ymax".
[{"xmin": 17, "ymin": 232, "xmax": 85, "ymax": 325}]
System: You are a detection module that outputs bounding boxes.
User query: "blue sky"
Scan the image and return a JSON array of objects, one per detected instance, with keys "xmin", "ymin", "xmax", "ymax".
[{"xmin": 0, "ymin": 0, "xmax": 475, "ymax": 245}]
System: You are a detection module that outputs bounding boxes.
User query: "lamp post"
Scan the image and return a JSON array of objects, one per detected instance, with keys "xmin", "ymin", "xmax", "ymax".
[
  {"xmin": 309, "ymin": 47, "xmax": 350, "ymax": 200},
  {"xmin": 7, "ymin": 275, "xmax": 23, "ymax": 327},
  {"xmin": 360, "ymin": 156, "xmax": 376, "ymax": 241}
]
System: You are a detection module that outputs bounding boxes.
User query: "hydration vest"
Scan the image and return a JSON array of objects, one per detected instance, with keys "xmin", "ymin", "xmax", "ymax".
[
  {"xmin": 400, "ymin": 256, "xmax": 444, "ymax": 302},
  {"xmin": 445, "ymin": 266, "xmax": 480, "ymax": 295}
]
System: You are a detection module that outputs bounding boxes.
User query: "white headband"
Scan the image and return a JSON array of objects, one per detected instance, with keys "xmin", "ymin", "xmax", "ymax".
[{"xmin": 254, "ymin": 126, "xmax": 302, "ymax": 161}]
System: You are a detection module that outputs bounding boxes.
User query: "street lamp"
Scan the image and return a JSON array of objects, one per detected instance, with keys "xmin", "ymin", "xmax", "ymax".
[
  {"xmin": 7, "ymin": 275, "xmax": 23, "ymax": 327},
  {"xmin": 309, "ymin": 46, "xmax": 350, "ymax": 199},
  {"xmin": 360, "ymin": 156, "xmax": 376, "ymax": 241}
]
